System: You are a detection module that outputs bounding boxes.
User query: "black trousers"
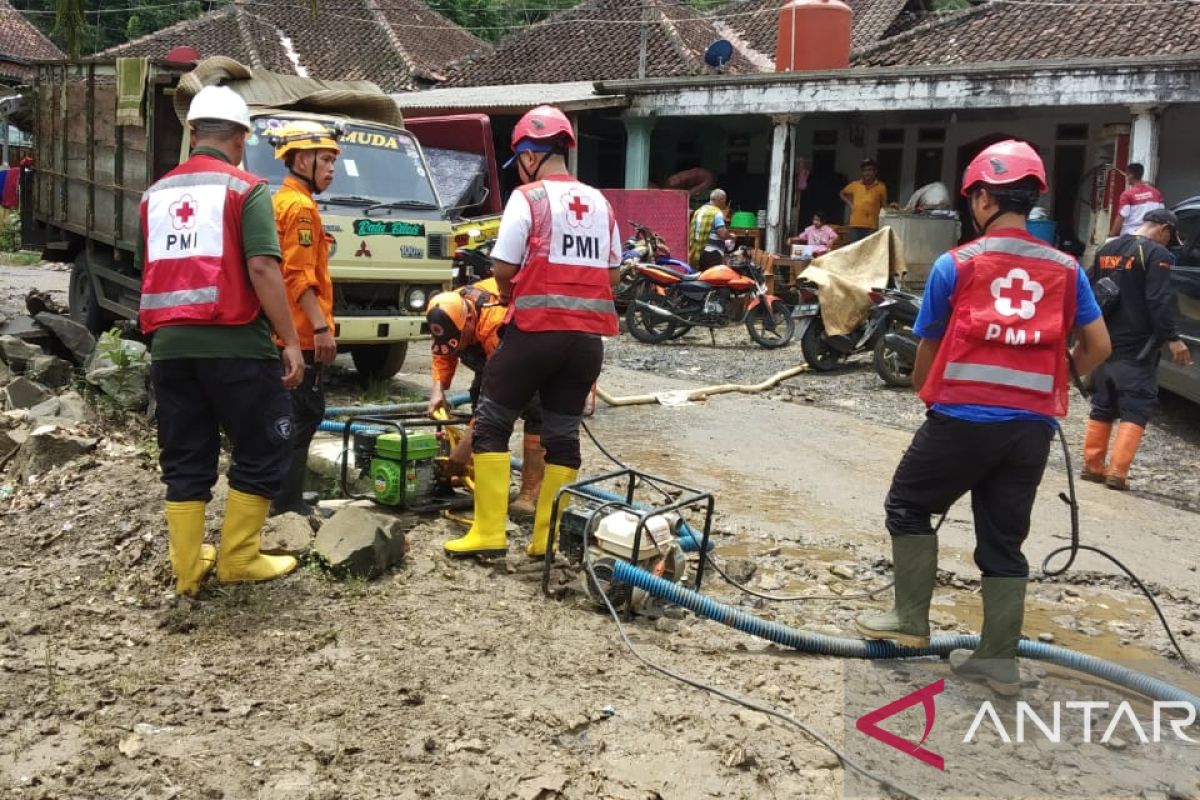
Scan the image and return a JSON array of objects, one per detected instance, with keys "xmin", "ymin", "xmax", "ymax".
[
  {"xmin": 273, "ymin": 355, "xmax": 327, "ymax": 511},
  {"xmin": 1089, "ymin": 357, "xmax": 1159, "ymax": 427},
  {"xmin": 468, "ymin": 370, "xmax": 542, "ymax": 435},
  {"xmin": 151, "ymin": 359, "xmax": 293, "ymax": 502},
  {"xmin": 885, "ymin": 412, "xmax": 1053, "ymax": 578},
  {"xmin": 473, "ymin": 325, "xmax": 603, "ymax": 468}
]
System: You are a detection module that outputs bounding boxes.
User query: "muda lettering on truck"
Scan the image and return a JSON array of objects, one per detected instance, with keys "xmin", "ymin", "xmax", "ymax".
[{"xmin": 341, "ymin": 130, "xmax": 401, "ymax": 149}]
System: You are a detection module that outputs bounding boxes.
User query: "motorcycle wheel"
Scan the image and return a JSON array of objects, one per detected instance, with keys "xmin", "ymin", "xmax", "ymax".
[
  {"xmin": 799, "ymin": 317, "xmax": 843, "ymax": 371},
  {"xmin": 872, "ymin": 332, "xmax": 914, "ymax": 388},
  {"xmin": 624, "ymin": 285, "xmax": 679, "ymax": 344},
  {"xmin": 744, "ymin": 299, "xmax": 795, "ymax": 349}
]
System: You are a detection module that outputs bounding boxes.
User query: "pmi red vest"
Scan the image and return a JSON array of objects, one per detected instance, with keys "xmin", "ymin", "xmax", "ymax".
[
  {"xmin": 920, "ymin": 229, "xmax": 1078, "ymax": 417},
  {"xmin": 509, "ymin": 176, "xmax": 618, "ymax": 336},
  {"xmin": 138, "ymin": 153, "xmax": 263, "ymax": 333}
]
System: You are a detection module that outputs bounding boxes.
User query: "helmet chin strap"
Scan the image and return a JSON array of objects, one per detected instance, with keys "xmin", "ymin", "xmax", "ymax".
[
  {"xmin": 288, "ymin": 154, "xmax": 321, "ymax": 194},
  {"xmin": 522, "ymin": 151, "xmax": 554, "ymax": 183}
]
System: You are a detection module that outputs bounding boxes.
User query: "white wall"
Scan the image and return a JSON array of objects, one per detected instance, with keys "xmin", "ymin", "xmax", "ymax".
[{"xmin": 1156, "ymin": 104, "xmax": 1200, "ymax": 207}]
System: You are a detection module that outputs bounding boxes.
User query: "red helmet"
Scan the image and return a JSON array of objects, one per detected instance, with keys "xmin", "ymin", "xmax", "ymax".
[
  {"xmin": 510, "ymin": 105, "xmax": 576, "ymax": 151},
  {"xmin": 960, "ymin": 140, "xmax": 1047, "ymax": 196}
]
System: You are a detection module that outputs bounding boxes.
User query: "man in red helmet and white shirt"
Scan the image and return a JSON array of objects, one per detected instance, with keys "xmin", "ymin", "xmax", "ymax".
[
  {"xmin": 443, "ymin": 105, "xmax": 621, "ymax": 559},
  {"xmin": 854, "ymin": 140, "xmax": 1111, "ymax": 695}
]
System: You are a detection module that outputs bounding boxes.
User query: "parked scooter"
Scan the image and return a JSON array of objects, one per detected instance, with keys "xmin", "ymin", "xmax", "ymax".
[
  {"xmin": 625, "ymin": 247, "xmax": 793, "ymax": 349},
  {"xmin": 795, "ymin": 280, "xmax": 891, "ymax": 370},
  {"xmin": 614, "ymin": 221, "xmax": 693, "ymax": 309},
  {"xmin": 870, "ymin": 286, "xmax": 922, "ymax": 387},
  {"xmin": 451, "ymin": 237, "xmax": 494, "ymax": 287}
]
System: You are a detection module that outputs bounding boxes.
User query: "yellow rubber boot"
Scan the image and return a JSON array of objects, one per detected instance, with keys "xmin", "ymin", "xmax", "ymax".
[
  {"xmin": 509, "ymin": 434, "xmax": 545, "ymax": 520},
  {"xmin": 1081, "ymin": 419, "xmax": 1112, "ymax": 483},
  {"xmin": 527, "ymin": 464, "xmax": 578, "ymax": 558},
  {"xmin": 216, "ymin": 489, "xmax": 297, "ymax": 583},
  {"xmin": 165, "ymin": 500, "xmax": 216, "ymax": 596},
  {"xmin": 445, "ymin": 452, "xmax": 510, "ymax": 557}
]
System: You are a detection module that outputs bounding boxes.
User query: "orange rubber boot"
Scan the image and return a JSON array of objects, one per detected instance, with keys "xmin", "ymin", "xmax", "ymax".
[
  {"xmin": 1105, "ymin": 422, "xmax": 1145, "ymax": 491},
  {"xmin": 509, "ymin": 434, "xmax": 545, "ymax": 520},
  {"xmin": 1081, "ymin": 419, "xmax": 1112, "ymax": 483}
]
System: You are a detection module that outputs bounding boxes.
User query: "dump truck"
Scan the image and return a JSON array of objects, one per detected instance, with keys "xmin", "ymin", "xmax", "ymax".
[{"xmin": 25, "ymin": 57, "xmax": 462, "ymax": 379}]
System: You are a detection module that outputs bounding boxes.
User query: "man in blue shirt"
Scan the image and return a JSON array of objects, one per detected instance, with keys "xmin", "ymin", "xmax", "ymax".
[{"xmin": 855, "ymin": 141, "xmax": 1111, "ymax": 695}]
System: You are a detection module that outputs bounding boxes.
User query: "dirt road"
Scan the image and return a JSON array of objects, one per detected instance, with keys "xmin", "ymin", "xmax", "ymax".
[{"xmin": 2, "ymin": 263, "xmax": 1199, "ymax": 799}]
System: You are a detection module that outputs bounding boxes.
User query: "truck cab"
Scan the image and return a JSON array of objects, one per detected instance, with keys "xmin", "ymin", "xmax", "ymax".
[{"xmin": 242, "ymin": 112, "xmax": 452, "ymax": 378}]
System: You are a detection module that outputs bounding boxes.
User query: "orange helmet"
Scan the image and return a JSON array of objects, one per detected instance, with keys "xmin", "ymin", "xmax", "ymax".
[{"xmin": 425, "ymin": 291, "xmax": 477, "ymax": 355}]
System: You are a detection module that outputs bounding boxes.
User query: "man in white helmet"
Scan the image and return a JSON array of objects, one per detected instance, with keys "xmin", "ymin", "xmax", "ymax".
[{"xmin": 137, "ymin": 85, "xmax": 306, "ymax": 598}]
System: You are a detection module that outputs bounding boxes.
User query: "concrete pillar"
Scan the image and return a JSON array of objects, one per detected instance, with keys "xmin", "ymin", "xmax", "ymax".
[
  {"xmin": 1129, "ymin": 104, "xmax": 1164, "ymax": 184},
  {"xmin": 623, "ymin": 116, "xmax": 654, "ymax": 189},
  {"xmin": 766, "ymin": 115, "xmax": 800, "ymax": 254}
]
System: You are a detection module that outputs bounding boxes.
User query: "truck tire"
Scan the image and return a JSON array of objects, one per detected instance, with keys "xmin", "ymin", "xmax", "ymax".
[
  {"xmin": 69, "ymin": 253, "xmax": 107, "ymax": 335},
  {"xmin": 351, "ymin": 342, "xmax": 408, "ymax": 382}
]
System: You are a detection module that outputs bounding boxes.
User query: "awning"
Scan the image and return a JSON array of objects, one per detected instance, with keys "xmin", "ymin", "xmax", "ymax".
[{"xmin": 393, "ymin": 81, "xmax": 626, "ymax": 116}]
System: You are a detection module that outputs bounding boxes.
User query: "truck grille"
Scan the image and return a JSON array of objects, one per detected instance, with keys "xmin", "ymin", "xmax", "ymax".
[
  {"xmin": 334, "ymin": 282, "xmax": 401, "ymax": 316},
  {"xmin": 427, "ymin": 234, "xmax": 450, "ymax": 260}
]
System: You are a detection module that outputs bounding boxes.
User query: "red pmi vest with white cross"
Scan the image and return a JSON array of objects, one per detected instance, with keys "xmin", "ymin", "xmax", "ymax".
[
  {"xmin": 509, "ymin": 176, "xmax": 618, "ymax": 336},
  {"xmin": 920, "ymin": 229, "xmax": 1078, "ymax": 417},
  {"xmin": 138, "ymin": 154, "xmax": 264, "ymax": 333}
]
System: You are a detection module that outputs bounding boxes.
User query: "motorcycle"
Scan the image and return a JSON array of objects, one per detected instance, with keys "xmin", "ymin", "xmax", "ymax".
[
  {"xmin": 795, "ymin": 280, "xmax": 891, "ymax": 370},
  {"xmin": 625, "ymin": 247, "xmax": 794, "ymax": 349},
  {"xmin": 614, "ymin": 221, "xmax": 693, "ymax": 310},
  {"xmin": 871, "ymin": 286, "xmax": 922, "ymax": 387},
  {"xmin": 451, "ymin": 237, "xmax": 495, "ymax": 287}
]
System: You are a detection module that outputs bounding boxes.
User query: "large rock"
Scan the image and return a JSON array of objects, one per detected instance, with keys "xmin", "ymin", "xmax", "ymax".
[
  {"xmin": 2, "ymin": 377, "xmax": 52, "ymax": 410},
  {"xmin": 14, "ymin": 424, "xmax": 98, "ymax": 479},
  {"xmin": 26, "ymin": 397, "xmax": 61, "ymax": 421},
  {"xmin": 27, "ymin": 355, "xmax": 74, "ymax": 390},
  {"xmin": 261, "ymin": 512, "xmax": 315, "ymax": 556},
  {"xmin": 313, "ymin": 504, "xmax": 412, "ymax": 579},
  {"xmin": 34, "ymin": 313, "xmax": 96, "ymax": 364},
  {"xmin": 55, "ymin": 391, "xmax": 95, "ymax": 424},
  {"xmin": 0, "ymin": 335, "xmax": 44, "ymax": 372},
  {"xmin": 85, "ymin": 338, "xmax": 149, "ymax": 410}
]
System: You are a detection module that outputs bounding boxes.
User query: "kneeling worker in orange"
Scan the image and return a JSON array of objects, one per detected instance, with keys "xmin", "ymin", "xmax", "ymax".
[
  {"xmin": 443, "ymin": 105, "xmax": 621, "ymax": 558},
  {"xmin": 425, "ymin": 280, "xmax": 546, "ymax": 519}
]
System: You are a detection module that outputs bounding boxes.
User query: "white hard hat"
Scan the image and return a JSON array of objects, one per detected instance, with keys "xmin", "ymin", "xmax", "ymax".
[{"xmin": 186, "ymin": 85, "xmax": 252, "ymax": 131}]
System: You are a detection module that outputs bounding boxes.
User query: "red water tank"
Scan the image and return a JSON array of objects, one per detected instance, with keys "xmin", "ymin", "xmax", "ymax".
[{"xmin": 775, "ymin": 0, "xmax": 852, "ymax": 72}]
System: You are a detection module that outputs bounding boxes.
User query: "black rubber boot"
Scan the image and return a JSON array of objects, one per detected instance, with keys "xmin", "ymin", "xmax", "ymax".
[
  {"xmin": 854, "ymin": 534, "xmax": 938, "ymax": 648},
  {"xmin": 270, "ymin": 450, "xmax": 312, "ymax": 517},
  {"xmin": 949, "ymin": 576, "xmax": 1027, "ymax": 695}
]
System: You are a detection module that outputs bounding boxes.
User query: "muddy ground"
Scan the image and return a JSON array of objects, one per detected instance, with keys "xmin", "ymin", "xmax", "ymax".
[{"xmin": 2, "ymin": 262, "xmax": 1199, "ymax": 800}]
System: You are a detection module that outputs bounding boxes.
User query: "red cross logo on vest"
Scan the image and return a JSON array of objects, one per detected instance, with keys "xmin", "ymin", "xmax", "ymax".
[
  {"xmin": 990, "ymin": 267, "xmax": 1044, "ymax": 321},
  {"xmin": 562, "ymin": 191, "xmax": 593, "ymax": 228},
  {"xmin": 169, "ymin": 194, "xmax": 198, "ymax": 231}
]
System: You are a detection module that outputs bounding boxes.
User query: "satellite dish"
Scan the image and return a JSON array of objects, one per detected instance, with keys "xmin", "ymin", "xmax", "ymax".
[{"xmin": 704, "ymin": 39, "xmax": 734, "ymax": 71}]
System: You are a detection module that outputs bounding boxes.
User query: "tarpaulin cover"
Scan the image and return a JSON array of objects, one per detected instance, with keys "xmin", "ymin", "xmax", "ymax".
[
  {"xmin": 600, "ymin": 189, "xmax": 690, "ymax": 260},
  {"xmin": 173, "ymin": 57, "xmax": 404, "ymax": 130},
  {"xmin": 799, "ymin": 227, "xmax": 907, "ymax": 336}
]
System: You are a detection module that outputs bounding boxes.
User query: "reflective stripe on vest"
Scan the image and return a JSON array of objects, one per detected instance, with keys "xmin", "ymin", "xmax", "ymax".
[
  {"xmin": 140, "ymin": 170, "xmax": 255, "ymax": 199},
  {"xmin": 943, "ymin": 362, "xmax": 1054, "ymax": 393},
  {"xmin": 514, "ymin": 294, "xmax": 616, "ymax": 313},
  {"xmin": 140, "ymin": 286, "xmax": 219, "ymax": 311},
  {"xmin": 953, "ymin": 236, "xmax": 1077, "ymax": 270}
]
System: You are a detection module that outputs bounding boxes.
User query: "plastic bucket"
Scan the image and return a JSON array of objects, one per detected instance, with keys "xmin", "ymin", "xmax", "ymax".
[{"xmin": 730, "ymin": 211, "xmax": 758, "ymax": 229}]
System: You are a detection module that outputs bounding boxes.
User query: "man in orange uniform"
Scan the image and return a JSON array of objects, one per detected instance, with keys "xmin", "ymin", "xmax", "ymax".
[
  {"xmin": 268, "ymin": 121, "xmax": 340, "ymax": 516},
  {"xmin": 425, "ymin": 279, "xmax": 546, "ymax": 519}
]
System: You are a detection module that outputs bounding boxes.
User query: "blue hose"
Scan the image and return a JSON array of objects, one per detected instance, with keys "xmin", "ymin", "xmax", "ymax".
[
  {"xmin": 611, "ymin": 561, "xmax": 1200, "ymax": 709},
  {"xmin": 574, "ymin": 485, "xmax": 711, "ymax": 553}
]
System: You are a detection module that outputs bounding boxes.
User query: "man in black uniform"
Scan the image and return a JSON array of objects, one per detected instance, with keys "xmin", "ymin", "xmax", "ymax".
[{"xmin": 1082, "ymin": 208, "xmax": 1193, "ymax": 490}]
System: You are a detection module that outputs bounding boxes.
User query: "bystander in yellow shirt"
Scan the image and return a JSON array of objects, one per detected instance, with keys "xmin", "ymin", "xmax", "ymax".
[{"xmin": 843, "ymin": 180, "xmax": 888, "ymax": 230}]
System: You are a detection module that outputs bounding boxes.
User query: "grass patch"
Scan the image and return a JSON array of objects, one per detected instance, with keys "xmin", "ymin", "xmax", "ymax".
[{"xmin": 0, "ymin": 250, "xmax": 42, "ymax": 267}]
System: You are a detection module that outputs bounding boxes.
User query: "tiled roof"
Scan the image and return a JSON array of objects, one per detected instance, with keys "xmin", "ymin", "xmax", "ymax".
[
  {"xmin": 0, "ymin": 0, "xmax": 66, "ymax": 82},
  {"xmin": 102, "ymin": 0, "xmax": 485, "ymax": 92},
  {"xmin": 442, "ymin": 0, "xmax": 759, "ymax": 87},
  {"xmin": 854, "ymin": 0, "xmax": 1200, "ymax": 67},
  {"xmin": 716, "ymin": 0, "xmax": 912, "ymax": 59}
]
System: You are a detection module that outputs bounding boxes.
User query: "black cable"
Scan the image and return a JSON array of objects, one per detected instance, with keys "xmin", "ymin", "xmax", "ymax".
[
  {"xmin": 578, "ymin": 509, "xmax": 928, "ymax": 800},
  {"xmin": 1043, "ymin": 423, "xmax": 1195, "ymax": 671}
]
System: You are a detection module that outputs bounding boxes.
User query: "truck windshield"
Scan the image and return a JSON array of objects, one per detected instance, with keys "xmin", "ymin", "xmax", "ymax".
[{"xmin": 244, "ymin": 118, "xmax": 441, "ymax": 209}]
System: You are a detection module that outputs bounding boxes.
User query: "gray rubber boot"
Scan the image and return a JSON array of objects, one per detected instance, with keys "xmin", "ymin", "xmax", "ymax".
[
  {"xmin": 949, "ymin": 576, "xmax": 1027, "ymax": 695},
  {"xmin": 854, "ymin": 534, "xmax": 938, "ymax": 648}
]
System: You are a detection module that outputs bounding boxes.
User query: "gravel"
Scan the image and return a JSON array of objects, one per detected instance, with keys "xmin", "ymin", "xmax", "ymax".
[{"xmin": 605, "ymin": 325, "xmax": 1200, "ymax": 514}]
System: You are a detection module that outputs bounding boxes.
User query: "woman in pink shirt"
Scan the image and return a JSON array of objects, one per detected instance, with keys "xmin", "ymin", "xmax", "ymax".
[{"xmin": 789, "ymin": 212, "xmax": 839, "ymax": 255}]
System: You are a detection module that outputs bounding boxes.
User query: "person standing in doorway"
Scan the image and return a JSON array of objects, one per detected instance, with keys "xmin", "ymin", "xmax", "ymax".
[
  {"xmin": 854, "ymin": 140, "xmax": 1111, "ymax": 695},
  {"xmin": 689, "ymin": 188, "xmax": 732, "ymax": 269},
  {"xmin": 841, "ymin": 158, "xmax": 888, "ymax": 243},
  {"xmin": 268, "ymin": 121, "xmax": 341, "ymax": 516},
  {"xmin": 1083, "ymin": 208, "xmax": 1192, "ymax": 490},
  {"xmin": 1110, "ymin": 162, "xmax": 1165, "ymax": 237},
  {"xmin": 140, "ymin": 86, "xmax": 304, "ymax": 596}
]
